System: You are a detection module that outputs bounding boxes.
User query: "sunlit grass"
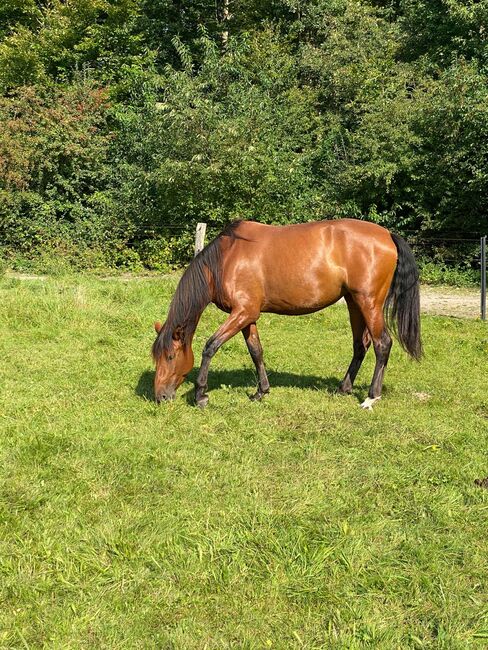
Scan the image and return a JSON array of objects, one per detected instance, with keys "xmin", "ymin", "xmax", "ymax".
[{"xmin": 0, "ymin": 275, "xmax": 487, "ymax": 649}]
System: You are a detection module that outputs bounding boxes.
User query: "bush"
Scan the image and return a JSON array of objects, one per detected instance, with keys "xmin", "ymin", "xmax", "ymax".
[
  {"xmin": 0, "ymin": 81, "xmax": 121, "ymax": 263},
  {"xmin": 419, "ymin": 261, "xmax": 480, "ymax": 288},
  {"xmin": 108, "ymin": 30, "xmax": 328, "ymax": 236},
  {"xmin": 1, "ymin": 2, "xmax": 486, "ymax": 280},
  {"xmin": 135, "ymin": 233, "xmax": 194, "ymax": 272}
]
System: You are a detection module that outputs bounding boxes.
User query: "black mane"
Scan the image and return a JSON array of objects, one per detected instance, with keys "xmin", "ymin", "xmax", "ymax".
[{"xmin": 152, "ymin": 221, "xmax": 242, "ymax": 359}]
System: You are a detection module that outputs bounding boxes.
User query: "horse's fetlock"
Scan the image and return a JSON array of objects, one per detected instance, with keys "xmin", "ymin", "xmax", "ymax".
[
  {"xmin": 338, "ymin": 381, "xmax": 353, "ymax": 395},
  {"xmin": 196, "ymin": 394, "xmax": 209, "ymax": 408}
]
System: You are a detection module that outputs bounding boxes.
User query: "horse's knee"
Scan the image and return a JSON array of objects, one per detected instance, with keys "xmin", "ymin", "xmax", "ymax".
[
  {"xmin": 248, "ymin": 336, "xmax": 263, "ymax": 359},
  {"xmin": 202, "ymin": 335, "xmax": 221, "ymax": 358}
]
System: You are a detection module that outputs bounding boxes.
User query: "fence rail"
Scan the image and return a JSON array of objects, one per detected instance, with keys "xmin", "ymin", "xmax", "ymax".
[
  {"xmin": 138, "ymin": 223, "xmax": 488, "ymax": 320},
  {"xmin": 481, "ymin": 235, "xmax": 487, "ymax": 321},
  {"xmin": 403, "ymin": 234, "xmax": 486, "ymax": 319}
]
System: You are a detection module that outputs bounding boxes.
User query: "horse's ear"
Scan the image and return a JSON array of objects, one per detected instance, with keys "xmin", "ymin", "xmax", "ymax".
[{"xmin": 154, "ymin": 321, "xmax": 162, "ymax": 333}]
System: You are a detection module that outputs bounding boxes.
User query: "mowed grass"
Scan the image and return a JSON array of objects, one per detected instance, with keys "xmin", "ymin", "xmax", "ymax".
[{"xmin": 0, "ymin": 275, "xmax": 487, "ymax": 650}]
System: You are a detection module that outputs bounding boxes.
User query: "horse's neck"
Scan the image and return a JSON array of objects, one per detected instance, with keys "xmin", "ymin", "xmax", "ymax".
[
  {"xmin": 168, "ymin": 256, "xmax": 215, "ymax": 343},
  {"xmin": 167, "ymin": 294, "xmax": 208, "ymax": 345},
  {"xmin": 182, "ymin": 309, "xmax": 204, "ymax": 343}
]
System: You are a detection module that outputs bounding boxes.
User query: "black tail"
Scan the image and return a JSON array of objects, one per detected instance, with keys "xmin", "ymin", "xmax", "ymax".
[{"xmin": 384, "ymin": 233, "xmax": 422, "ymax": 360}]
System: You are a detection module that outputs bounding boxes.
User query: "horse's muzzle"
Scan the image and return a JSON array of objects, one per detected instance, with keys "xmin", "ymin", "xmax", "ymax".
[{"xmin": 155, "ymin": 390, "xmax": 176, "ymax": 404}]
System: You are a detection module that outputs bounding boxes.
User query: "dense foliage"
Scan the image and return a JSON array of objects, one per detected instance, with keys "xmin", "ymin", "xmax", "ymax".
[{"xmin": 0, "ymin": 0, "xmax": 486, "ymax": 270}]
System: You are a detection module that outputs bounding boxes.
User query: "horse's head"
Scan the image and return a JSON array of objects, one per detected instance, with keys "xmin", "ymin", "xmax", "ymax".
[{"xmin": 152, "ymin": 321, "xmax": 194, "ymax": 403}]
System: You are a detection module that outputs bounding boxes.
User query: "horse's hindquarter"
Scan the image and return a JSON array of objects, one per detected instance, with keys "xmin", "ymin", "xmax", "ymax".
[{"xmin": 335, "ymin": 220, "xmax": 398, "ymax": 301}]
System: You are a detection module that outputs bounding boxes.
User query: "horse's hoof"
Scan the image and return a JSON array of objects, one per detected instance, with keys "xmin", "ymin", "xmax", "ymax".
[
  {"xmin": 360, "ymin": 396, "xmax": 381, "ymax": 410},
  {"xmin": 249, "ymin": 388, "xmax": 269, "ymax": 402},
  {"xmin": 196, "ymin": 395, "xmax": 209, "ymax": 408},
  {"xmin": 337, "ymin": 384, "xmax": 352, "ymax": 395}
]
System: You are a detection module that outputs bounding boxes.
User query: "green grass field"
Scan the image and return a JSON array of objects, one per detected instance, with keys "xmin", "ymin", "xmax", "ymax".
[{"xmin": 0, "ymin": 275, "xmax": 487, "ymax": 649}]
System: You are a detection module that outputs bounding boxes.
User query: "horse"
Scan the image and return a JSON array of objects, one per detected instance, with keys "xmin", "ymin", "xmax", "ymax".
[{"xmin": 152, "ymin": 219, "xmax": 422, "ymax": 409}]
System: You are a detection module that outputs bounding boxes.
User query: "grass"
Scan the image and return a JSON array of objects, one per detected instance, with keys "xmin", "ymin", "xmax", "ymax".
[{"xmin": 0, "ymin": 274, "xmax": 487, "ymax": 649}]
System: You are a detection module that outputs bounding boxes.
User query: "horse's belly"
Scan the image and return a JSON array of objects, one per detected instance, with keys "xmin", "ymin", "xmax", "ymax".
[
  {"xmin": 261, "ymin": 275, "xmax": 343, "ymax": 315},
  {"xmin": 262, "ymin": 300, "xmax": 342, "ymax": 316}
]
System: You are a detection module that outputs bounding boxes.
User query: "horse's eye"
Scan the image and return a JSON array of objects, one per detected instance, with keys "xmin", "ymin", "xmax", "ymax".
[{"xmin": 167, "ymin": 354, "xmax": 175, "ymax": 361}]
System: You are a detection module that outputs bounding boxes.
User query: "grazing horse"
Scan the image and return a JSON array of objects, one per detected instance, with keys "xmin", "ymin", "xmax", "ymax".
[{"xmin": 152, "ymin": 219, "xmax": 422, "ymax": 409}]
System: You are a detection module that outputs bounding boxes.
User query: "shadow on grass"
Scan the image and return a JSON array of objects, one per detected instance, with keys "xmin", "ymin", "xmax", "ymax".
[{"xmin": 135, "ymin": 368, "xmax": 370, "ymax": 403}]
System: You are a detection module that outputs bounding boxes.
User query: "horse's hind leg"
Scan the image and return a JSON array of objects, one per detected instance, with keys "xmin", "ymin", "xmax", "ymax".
[
  {"xmin": 242, "ymin": 323, "xmax": 270, "ymax": 401},
  {"xmin": 338, "ymin": 295, "xmax": 371, "ymax": 395},
  {"xmin": 352, "ymin": 294, "xmax": 392, "ymax": 409}
]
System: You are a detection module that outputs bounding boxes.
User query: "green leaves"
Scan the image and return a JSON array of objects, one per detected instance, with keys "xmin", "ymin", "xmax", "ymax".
[
  {"xmin": 110, "ymin": 29, "xmax": 327, "ymax": 234},
  {"xmin": 1, "ymin": 0, "xmax": 487, "ymax": 271},
  {"xmin": 0, "ymin": 81, "xmax": 114, "ymax": 258}
]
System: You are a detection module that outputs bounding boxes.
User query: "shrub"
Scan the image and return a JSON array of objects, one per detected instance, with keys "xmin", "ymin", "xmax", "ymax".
[
  {"xmin": 419, "ymin": 261, "xmax": 480, "ymax": 288},
  {"xmin": 0, "ymin": 81, "xmax": 126, "ymax": 267}
]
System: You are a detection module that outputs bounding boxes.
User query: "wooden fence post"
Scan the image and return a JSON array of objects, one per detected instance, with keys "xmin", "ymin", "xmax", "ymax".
[
  {"xmin": 194, "ymin": 223, "xmax": 207, "ymax": 257},
  {"xmin": 481, "ymin": 235, "xmax": 487, "ymax": 321}
]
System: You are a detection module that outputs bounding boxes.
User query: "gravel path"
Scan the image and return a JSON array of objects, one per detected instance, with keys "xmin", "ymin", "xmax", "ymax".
[{"xmin": 420, "ymin": 285, "xmax": 481, "ymax": 319}]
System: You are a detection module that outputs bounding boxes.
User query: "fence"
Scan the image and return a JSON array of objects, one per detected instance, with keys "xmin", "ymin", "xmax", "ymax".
[
  {"xmin": 482, "ymin": 235, "xmax": 487, "ymax": 321},
  {"xmin": 402, "ymin": 232, "xmax": 486, "ymax": 320},
  {"xmin": 140, "ymin": 223, "xmax": 488, "ymax": 320}
]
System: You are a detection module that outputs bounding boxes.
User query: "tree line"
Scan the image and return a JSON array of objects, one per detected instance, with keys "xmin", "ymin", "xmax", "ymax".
[{"xmin": 0, "ymin": 0, "xmax": 487, "ymax": 271}]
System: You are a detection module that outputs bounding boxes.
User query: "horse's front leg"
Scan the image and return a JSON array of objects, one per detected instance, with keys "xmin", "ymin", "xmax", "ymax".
[
  {"xmin": 242, "ymin": 323, "xmax": 270, "ymax": 401},
  {"xmin": 195, "ymin": 309, "xmax": 256, "ymax": 408}
]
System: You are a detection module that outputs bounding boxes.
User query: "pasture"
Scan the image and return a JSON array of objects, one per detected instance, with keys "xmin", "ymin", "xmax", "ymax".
[{"xmin": 0, "ymin": 275, "xmax": 487, "ymax": 649}]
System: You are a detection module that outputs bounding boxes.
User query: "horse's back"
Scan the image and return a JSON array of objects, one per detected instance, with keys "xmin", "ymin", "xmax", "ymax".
[{"xmin": 231, "ymin": 218, "xmax": 395, "ymax": 249}]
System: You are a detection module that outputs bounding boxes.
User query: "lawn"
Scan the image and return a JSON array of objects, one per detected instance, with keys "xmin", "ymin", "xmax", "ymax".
[{"xmin": 0, "ymin": 275, "xmax": 487, "ymax": 649}]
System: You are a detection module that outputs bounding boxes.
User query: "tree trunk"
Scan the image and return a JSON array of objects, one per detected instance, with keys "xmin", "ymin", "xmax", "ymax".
[{"xmin": 221, "ymin": 0, "xmax": 230, "ymax": 48}]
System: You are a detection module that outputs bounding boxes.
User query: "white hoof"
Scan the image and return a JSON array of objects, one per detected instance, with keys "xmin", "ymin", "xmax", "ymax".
[{"xmin": 360, "ymin": 397, "xmax": 381, "ymax": 411}]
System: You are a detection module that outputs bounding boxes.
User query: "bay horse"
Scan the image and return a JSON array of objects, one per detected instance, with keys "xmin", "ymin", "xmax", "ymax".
[{"xmin": 152, "ymin": 219, "xmax": 421, "ymax": 409}]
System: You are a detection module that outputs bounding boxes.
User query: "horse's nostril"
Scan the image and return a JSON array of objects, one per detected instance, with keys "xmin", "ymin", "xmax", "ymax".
[{"xmin": 156, "ymin": 393, "xmax": 170, "ymax": 404}]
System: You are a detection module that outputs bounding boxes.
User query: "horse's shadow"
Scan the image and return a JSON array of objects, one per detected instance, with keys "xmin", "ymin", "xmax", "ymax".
[{"xmin": 135, "ymin": 368, "xmax": 369, "ymax": 403}]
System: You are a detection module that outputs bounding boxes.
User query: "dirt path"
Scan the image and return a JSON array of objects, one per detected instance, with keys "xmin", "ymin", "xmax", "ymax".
[
  {"xmin": 4, "ymin": 272, "xmax": 483, "ymax": 319},
  {"xmin": 420, "ymin": 285, "xmax": 480, "ymax": 319}
]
